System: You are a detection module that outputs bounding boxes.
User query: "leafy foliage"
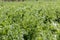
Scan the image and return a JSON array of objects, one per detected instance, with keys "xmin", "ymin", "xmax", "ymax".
[{"xmin": 0, "ymin": 1, "xmax": 60, "ymax": 40}]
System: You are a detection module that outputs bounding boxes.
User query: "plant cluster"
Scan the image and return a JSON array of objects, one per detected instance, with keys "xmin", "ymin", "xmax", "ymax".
[{"xmin": 0, "ymin": 2, "xmax": 60, "ymax": 40}]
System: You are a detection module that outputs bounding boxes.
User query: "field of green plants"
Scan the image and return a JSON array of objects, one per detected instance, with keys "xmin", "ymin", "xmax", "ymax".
[{"xmin": 0, "ymin": 1, "xmax": 60, "ymax": 40}]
